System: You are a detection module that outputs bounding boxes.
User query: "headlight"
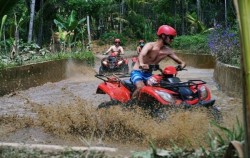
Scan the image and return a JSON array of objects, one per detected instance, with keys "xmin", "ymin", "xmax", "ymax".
[
  {"xmin": 155, "ymin": 90, "xmax": 175, "ymax": 104},
  {"xmin": 117, "ymin": 60, "xmax": 123, "ymax": 65},
  {"xmin": 199, "ymin": 86, "xmax": 208, "ymax": 100}
]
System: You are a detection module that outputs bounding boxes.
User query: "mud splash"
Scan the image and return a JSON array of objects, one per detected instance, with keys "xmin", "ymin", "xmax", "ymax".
[{"xmin": 34, "ymin": 100, "xmax": 215, "ymax": 149}]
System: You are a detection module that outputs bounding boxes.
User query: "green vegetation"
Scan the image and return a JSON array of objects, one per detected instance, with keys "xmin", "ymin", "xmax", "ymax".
[
  {"xmin": 0, "ymin": 50, "xmax": 94, "ymax": 69},
  {"xmin": 172, "ymin": 34, "xmax": 209, "ymax": 54}
]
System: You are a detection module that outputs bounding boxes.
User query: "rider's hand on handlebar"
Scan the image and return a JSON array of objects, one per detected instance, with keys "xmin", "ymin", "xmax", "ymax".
[
  {"xmin": 139, "ymin": 64, "xmax": 149, "ymax": 70},
  {"xmin": 176, "ymin": 64, "xmax": 187, "ymax": 71}
]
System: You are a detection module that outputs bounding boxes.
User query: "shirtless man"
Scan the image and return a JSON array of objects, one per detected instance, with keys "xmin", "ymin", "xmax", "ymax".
[
  {"xmin": 130, "ymin": 25, "xmax": 186, "ymax": 99},
  {"xmin": 104, "ymin": 38, "xmax": 124, "ymax": 56}
]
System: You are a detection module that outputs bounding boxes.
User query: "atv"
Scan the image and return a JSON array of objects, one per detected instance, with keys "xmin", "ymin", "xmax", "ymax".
[
  {"xmin": 99, "ymin": 52, "xmax": 129, "ymax": 75},
  {"xmin": 95, "ymin": 64, "xmax": 221, "ymax": 120}
]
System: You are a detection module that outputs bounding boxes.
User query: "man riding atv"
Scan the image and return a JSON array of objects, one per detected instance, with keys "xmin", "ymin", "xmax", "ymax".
[
  {"xmin": 99, "ymin": 38, "xmax": 129, "ymax": 75},
  {"xmin": 103, "ymin": 38, "xmax": 124, "ymax": 56},
  {"xmin": 130, "ymin": 25, "xmax": 186, "ymax": 99}
]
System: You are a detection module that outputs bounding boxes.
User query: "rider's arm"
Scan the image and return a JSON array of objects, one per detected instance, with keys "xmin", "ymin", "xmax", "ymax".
[
  {"xmin": 120, "ymin": 46, "xmax": 124, "ymax": 55},
  {"xmin": 136, "ymin": 46, "xmax": 141, "ymax": 54},
  {"xmin": 105, "ymin": 46, "xmax": 113, "ymax": 54},
  {"xmin": 168, "ymin": 50, "xmax": 186, "ymax": 68},
  {"xmin": 138, "ymin": 43, "xmax": 151, "ymax": 69}
]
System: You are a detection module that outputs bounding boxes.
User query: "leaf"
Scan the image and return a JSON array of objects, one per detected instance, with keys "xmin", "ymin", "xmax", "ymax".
[
  {"xmin": 67, "ymin": 10, "xmax": 78, "ymax": 30},
  {"xmin": 54, "ymin": 19, "xmax": 65, "ymax": 30},
  {"xmin": 0, "ymin": 15, "xmax": 7, "ymax": 39}
]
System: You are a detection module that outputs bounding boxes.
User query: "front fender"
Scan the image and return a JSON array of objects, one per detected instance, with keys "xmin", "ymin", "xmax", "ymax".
[{"xmin": 96, "ymin": 82, "xmax": 131, "ymax": 103}]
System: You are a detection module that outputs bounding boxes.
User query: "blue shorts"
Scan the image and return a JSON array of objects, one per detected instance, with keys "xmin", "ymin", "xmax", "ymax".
[{"xmin": 130, "ymin": 70, "xmax": 152, "ymax": 85}]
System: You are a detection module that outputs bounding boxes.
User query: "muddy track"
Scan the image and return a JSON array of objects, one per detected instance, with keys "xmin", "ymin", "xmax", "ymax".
[{"xmin": 0, "ymin": 53, "xmax": 243, "ymax": 157}]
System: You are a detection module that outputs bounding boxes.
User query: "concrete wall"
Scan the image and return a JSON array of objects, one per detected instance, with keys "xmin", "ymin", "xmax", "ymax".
[
  {"xmin": 176, "ymin": 52, "xmax": 216, "ymax": 68},
  {"xmin": 213, "ymin": 61, "xmax": 242, "ymax": 97},
  {"xmin": 0, "ymin": 59, "xmax": 91, "ymax": 96},
  {"xmin": 176, "ymin": 53, "xmax": 242, "ymax": 97}
]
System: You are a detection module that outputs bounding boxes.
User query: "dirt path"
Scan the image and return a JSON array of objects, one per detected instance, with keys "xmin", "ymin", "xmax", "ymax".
[{"xmin": 0, "ymin": 53, "xmax": 243, "ymax": 157}]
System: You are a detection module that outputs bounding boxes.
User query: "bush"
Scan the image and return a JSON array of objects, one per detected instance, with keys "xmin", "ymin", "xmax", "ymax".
[
  {"xmin": 208, "ymin": 24, "xmax": 240, "ymax": 66},
  {"xmin": 172, "ymin": 34, "xmax": 210, "ymax": 54}
]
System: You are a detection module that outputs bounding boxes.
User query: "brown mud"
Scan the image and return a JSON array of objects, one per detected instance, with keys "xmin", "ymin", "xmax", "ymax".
[{"xmin": 0, "ymin": 51, "xmax": 243, "ymax": 157}]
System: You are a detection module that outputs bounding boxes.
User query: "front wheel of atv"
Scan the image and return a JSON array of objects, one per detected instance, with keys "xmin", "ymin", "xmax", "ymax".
[
  {"xmin": 208, "ymin": 106, "xmax": 223, "ymax": 123},
  {"xmin": 122, "ymin": 64, "xmax": 129, "ymax": 74},
  {"xmin": 99, "ymin": 66, "xmax": 105, "ymax": 75},
  {"xmin": 97, "ymin": 100, "xmax": 121, "ymax": 109}
]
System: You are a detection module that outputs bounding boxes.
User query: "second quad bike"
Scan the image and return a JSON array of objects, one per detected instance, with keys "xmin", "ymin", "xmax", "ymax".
[
  {"xmin": 95, "ymin": 64, "xmax": 221, "ymax": 120},
  {"xmin": 99, "ymin": 52, "xmax": 129, "ymax": 75}
]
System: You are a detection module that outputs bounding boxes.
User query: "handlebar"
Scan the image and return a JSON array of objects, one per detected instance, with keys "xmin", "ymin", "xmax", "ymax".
[
  {"xmin": 139, "ymin": 64, "xmax": 160, "ymax": 72},
  {"xmin": 175, "ymin": 65, "xmax": 187, "ymax": 71},
  {"xmin": 139, "ymin": 64, "xmax": 186, "ymax": 72}
]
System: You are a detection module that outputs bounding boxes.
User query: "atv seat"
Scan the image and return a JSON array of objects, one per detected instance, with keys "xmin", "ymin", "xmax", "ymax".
[
  {"xmin": 121, "ymin": 79, "xmax": 135, "ymax": 92},
  {"xmin": 167, "ymin": 77, "xmax": 181, "ymax": 83}
]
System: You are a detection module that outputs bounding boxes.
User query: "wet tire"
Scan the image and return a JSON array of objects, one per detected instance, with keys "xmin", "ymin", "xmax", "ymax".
[
  {"xmin": 131, "ymin": 62, "xmax": 135, "ymax": 68},
  {"xmin": 208, "ymin": 106, "xmax": 223, "ymax": 123},
  {"xmin": 122, "ymin": 65, "xmax": 129, "ymax": 74},
  {"xmin": 99, "ymin": 66, "xmax": 105, "ymax": 75},
  {"xmin": 97, "ymin": 100, "xmax": 121, "ymax": 109},
  {"xmin": 151, "ymin": 107, "xmax": 168, "ymax": 120}
]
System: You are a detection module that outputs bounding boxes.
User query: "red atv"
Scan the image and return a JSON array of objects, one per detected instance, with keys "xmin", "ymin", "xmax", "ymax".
[
  {"xmin": 95, "ymin": 64, "xmax": 221, "ymax": 120},
  {"xmin": 99, "ymin": 52, "xmax": 129, "ymax": 75}
]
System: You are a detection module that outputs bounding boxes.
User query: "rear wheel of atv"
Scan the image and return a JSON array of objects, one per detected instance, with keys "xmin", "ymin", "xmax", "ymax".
[{"xmin": 97, "ymin": 100, "xmax": 121, "ymax": 109}]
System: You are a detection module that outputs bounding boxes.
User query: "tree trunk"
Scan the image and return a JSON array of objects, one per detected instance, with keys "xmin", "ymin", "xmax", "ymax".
[
  {"xmin": 181, "ymin": 0, "xmax": 185, "ymax": 35},
  {"xmin": 38, "ymin": 0, "xmax": 44, "ymax": 46},
  {"xmin": 197, "ymin": 0, "xmax": 201, "ymax": 21},
  {"xmin": 28, "ymin": 0, "xmax": 36, "ymax": 43},
  {"xmin": 119, "ymin": 0, "xmax": 124, "ymax": 34},
  {"xmin": 225, "ymin": 0, "xmax": 228, "ymax": 27},
  {"xmin": 87, "ymin": 15, "xmax": 91, "ymax": 48}
]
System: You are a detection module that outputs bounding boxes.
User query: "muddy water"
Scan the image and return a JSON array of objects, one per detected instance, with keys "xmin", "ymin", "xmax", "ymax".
[{"xmin": 0, "ymin": 56, "xmax": 243, "ymax": 157}]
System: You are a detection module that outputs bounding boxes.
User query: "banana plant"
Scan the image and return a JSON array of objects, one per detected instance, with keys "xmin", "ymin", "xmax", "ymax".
[
  {"xmin": 186, "ymin": 13, "xmax": 208, "ymax": 34},
  {"xmin": 0, "ymin": 15, "xmax": 7, "ymax": 53},
  {"xmin": 53, "ymin": 10, "xmax": 86, "ymax": 52},
  {"xmin": 233, "ymin": 0, "xmax": 250, "ymax": 157}
]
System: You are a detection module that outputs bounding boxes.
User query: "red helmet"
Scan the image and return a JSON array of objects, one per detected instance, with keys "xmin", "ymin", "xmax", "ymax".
[
  {"xmin": 163, "ymin": 66, "xmax": 177, "ymax": 75},
  {"xmin": 157, "ymin": 25, "xmax": 177, "ymax": 37},
  {"xmin": 114, "ymin": 38, "xmax": 121, "ymax": 43}
]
